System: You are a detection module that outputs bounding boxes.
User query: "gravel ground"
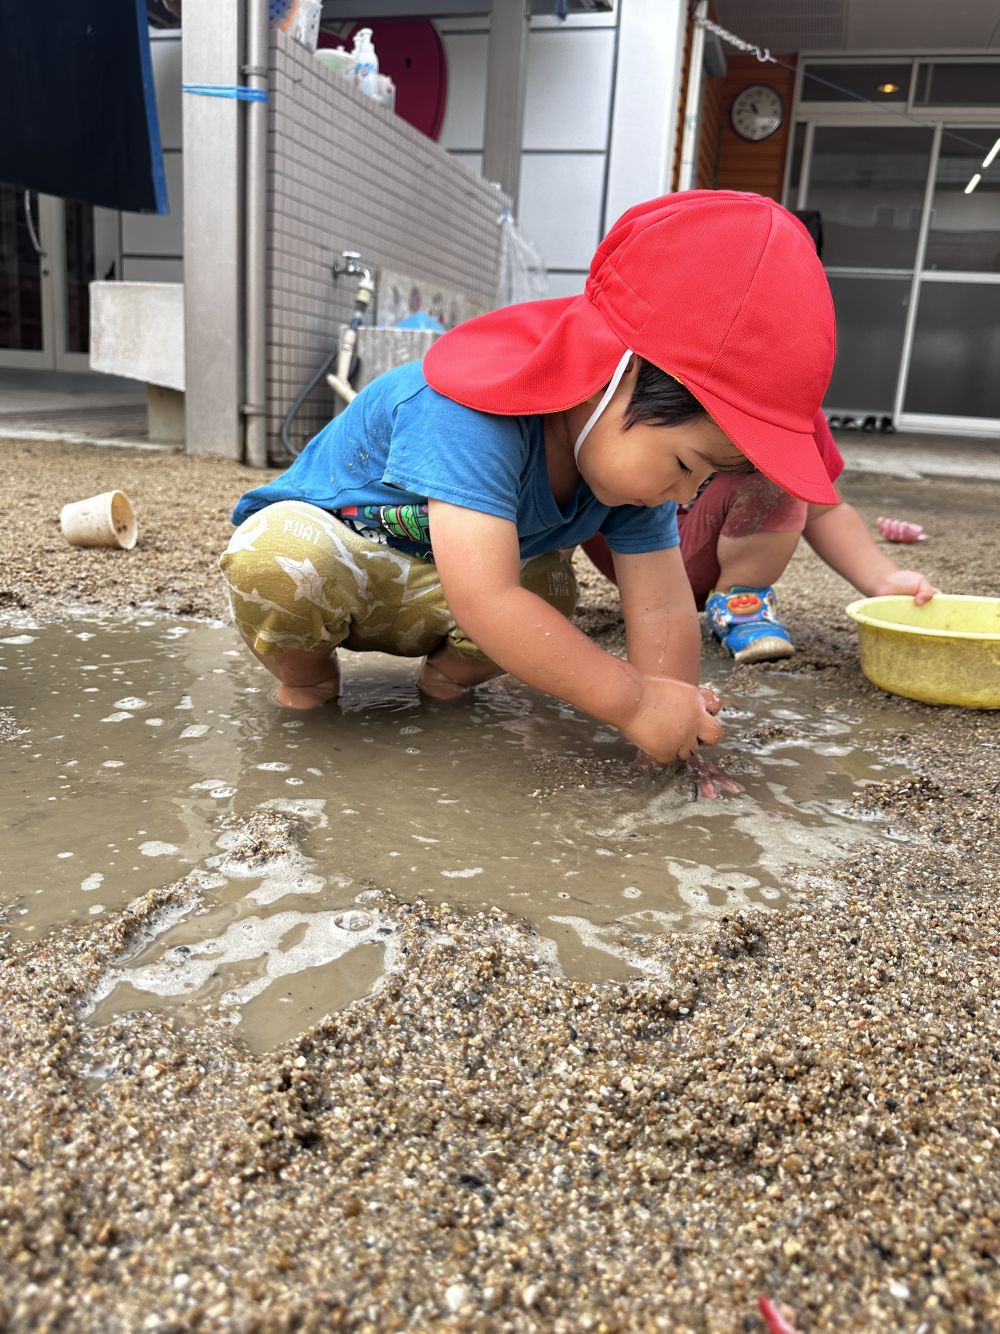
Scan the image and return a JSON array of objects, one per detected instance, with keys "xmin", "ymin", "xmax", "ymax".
[{"xmin": 1, "ymin": 436, "xmax": 999, "ymax": 1332}]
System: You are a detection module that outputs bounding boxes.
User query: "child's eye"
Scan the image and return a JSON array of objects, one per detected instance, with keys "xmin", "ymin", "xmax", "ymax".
[{"xmin": 678, "ymin": 459, "xmax": 692, "ymax": 477}]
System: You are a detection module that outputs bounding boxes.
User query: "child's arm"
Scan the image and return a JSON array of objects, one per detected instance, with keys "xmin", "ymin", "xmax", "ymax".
[
  {"xmin": 804, "ymin": 498, "xmax": 937, "ymax": 603},
  {"xmin": 429, "ymin": 500, "xmax": 722, "ymax": 763},
  {"xmin": 615, "ymin": 545, "xmax": 742, "ymax": 798},
  {"xmin": 612, "ymin": 545, "xmax": 700, "ymax": 685}
]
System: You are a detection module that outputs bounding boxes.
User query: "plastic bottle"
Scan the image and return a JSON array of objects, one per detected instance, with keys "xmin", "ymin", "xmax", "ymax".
[{"xmin": 351, "ymin": 28, "xmax": 379, "ymax": 97}]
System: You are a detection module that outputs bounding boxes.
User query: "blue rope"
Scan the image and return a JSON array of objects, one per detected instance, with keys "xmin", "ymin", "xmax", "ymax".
[{"xmin": 182, "ymin": 84, "xmax": 268, "ymax": 103}]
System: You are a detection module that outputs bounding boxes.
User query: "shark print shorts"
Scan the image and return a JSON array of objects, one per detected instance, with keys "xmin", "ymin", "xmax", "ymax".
[{"xmin": 220, "ymin": 500, "xmax": 578, "ymax": 662}]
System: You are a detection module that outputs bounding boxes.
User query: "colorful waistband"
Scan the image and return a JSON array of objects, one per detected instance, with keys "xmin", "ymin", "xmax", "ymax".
[{"xmin": 336, "ymin": 504, "xmax": 434, "ymax": 563}]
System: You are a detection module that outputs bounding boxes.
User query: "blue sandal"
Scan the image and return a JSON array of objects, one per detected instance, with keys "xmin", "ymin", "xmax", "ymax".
[{"xmin": 705, "ymin": 585, "xmax": 795, "ymax": 663}]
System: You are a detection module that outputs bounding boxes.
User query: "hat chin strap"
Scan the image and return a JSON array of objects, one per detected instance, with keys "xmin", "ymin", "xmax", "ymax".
[{"xmin": 573, "ymin": 350, "xmax": 634, "ymax": 464}]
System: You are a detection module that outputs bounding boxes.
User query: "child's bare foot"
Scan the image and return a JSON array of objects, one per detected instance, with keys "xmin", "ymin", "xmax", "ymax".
[
  {"xmin": 272, "ymin": 676, "xmax": 341, "ymax": 710},
  {"xmin": 418, "ymin": 645, "xmax": 505, "ymax": 700},
  {"xmin": 246, "ymin": 644, "xmax": 341, "ymax": 710},
  {"xmin": 417, "ymin": 658, "xmax": 474, "ymax": 700}
]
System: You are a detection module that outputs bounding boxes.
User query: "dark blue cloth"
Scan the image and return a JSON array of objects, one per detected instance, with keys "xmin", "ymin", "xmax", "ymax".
[
  {"xmin": 233, "ymin": 362, "xmax": 679, "ymax": 560},
  {"xmin": 0, "ymin": 0, "xmax": 167, "ymax": 213}
]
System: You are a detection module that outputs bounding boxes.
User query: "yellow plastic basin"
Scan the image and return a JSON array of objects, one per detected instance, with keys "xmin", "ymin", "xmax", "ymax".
[{"xmin": 845, "ymin": 594, "xmax": 1000, "ymax": 709}]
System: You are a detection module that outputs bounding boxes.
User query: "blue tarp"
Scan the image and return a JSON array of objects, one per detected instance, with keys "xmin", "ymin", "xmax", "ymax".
[
  {"xmin": 0, "ymin": 0, "xmax": 168, "ymax": 213},
  {"xmin": 393, "ymin": 312, "xmax": 447, "ymax": 332}
]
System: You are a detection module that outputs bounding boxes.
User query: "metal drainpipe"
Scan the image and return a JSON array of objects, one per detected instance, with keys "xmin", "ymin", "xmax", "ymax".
[
  {"xmin": 243, "ymin": 0, "xmax": 269, "ymax": 467},
  {"xmin": 677, "ymin": 1, "xmax": 707, "ymax": 192}
]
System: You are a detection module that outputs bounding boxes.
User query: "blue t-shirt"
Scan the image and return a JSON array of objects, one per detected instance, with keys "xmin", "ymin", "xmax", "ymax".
[{"xmin": 232, "ymin": 361, "xmax": 678, "ymax": 559}]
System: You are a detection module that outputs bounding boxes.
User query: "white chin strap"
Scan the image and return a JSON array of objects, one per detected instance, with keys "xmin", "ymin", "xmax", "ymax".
[{"xmin": 573, "ymin": 350, "xmax": 634, "ymax": 463}]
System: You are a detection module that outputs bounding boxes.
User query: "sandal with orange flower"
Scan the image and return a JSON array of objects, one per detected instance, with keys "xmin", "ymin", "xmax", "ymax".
[{"xmin": 705, "ymin": 585, "xmax": 795, "ymax": 664}]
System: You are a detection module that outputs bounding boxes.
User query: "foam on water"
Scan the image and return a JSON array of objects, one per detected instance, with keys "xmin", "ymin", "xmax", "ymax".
[{"xmin": 95, "ymin": 908, "xmax": 396, "ymax": 1005}]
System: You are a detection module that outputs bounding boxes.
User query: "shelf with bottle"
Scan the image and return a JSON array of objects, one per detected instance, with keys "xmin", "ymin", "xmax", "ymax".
[{"xmin": 314, "ymin": 27, "xmax": 396, "ymax": 110}]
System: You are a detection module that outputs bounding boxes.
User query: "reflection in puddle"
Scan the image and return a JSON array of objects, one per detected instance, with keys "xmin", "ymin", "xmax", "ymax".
[{"xmin": 1, "ymin": 616, "xmax": 908, "ymax": 1049}]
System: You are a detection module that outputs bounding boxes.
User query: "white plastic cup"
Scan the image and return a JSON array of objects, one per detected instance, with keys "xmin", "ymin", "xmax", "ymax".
[{"xmin": 59, "ymin": 490, "xmax": 138, "ymax": 550}]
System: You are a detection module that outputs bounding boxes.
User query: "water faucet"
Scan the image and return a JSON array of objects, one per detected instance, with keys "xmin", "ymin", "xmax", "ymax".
[{"xmin": 331, "ymin": 249, "xmax": 373, "ymax": 286}]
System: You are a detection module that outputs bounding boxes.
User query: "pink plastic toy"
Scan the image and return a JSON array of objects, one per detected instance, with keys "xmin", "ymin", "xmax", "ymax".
[
  {"xmin": 759, "ymin": 1295, "xmax": 801, "ymax": 1334},
  {"xmin": 877, "ymin": 515, "xmax": 927, "ymax": 544}
]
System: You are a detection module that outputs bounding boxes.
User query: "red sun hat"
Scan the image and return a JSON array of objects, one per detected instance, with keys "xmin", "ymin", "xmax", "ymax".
[{"xmin": 424, "ymin": 190, "xmax": 838, "ymax": 504}]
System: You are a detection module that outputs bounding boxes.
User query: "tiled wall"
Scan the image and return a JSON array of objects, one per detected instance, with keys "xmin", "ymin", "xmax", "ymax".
[
  {"xmin": 267, "ymin": 31, "xmax": 506, "ymax": 460},
  {"xmin": 121, "ymin": 13, "xmax": 680, "ymax": 456}
]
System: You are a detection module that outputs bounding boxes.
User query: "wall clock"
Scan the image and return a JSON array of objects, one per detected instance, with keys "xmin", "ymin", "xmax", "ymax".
[{"xmin": 730, "ymin": 84, "xmax": 784, "ymax": 141}]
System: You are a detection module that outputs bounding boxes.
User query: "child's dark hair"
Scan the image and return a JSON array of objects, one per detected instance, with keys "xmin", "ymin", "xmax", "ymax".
[
  {"xmin": 623, "ymin": 357, "xmax": 706, "ymax": 430},
  {"xmin": 623, "ymin": 357, "xmax": 756, "ymax": 475}
]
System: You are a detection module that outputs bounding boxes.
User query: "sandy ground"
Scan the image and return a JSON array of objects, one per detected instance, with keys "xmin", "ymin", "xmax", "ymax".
[{"xmin": 1, "ymin": 436, "xmax": 999, "ymax": 1332}]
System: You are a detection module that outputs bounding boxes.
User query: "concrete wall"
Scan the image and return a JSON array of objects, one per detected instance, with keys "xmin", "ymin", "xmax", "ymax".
[
  {"xmin": 437, "ymin": 0, "xmax": 685, "ymax": 299},
  {"xmin": 90, "ymin": 282, "xmax": 184, "ymax": 390},
  {"xmin": 266, "ymin": 31, "xmax": 506, "ymax": 460},
  {"xmin": 122, "ymin": 30, "xmax": 184, "ymax": 283}
]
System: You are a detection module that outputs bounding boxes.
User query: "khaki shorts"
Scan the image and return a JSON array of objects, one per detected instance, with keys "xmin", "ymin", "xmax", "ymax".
[{"xmin": 220, "ymin": 500, "xmax": 578, "ymax": 662}]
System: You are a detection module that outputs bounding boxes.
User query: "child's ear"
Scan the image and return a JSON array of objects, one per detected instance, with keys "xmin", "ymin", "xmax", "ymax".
[
  {"xmin": 583, "ymin": 354, "xmax": 637, "ymax": 408},
  {"xmin": 621, "ymin": 354, "xmax": 640, "ymax": 390}
]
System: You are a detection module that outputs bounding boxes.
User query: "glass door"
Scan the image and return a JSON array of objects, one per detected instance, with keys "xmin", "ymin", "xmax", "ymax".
[
  {"xmin": 800, "ymin": 124, "xmax": 936, "ymax": 423},
  {"xmin": 0, "ymin": 186, "xmax": 47, "ymax": 367},
  {"xmin": 0, "ymin": 185, "xmax": 119, "ymax": 371},
  {"xmin": 899, "ymin": 126, "xmax": 1000, "ymax": 432}
]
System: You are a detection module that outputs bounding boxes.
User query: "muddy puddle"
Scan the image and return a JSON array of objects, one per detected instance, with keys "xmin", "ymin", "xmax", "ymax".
[{"xmin": 1, "ymin": 615, "xmax": 909, "ymax": 1050}]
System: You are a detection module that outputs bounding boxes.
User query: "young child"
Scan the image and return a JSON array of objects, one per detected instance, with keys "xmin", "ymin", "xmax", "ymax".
[
  {"xmin": 581, "ymin": 411, "xmax": 936, "ymax": 663},
  {"xmin": 221, "ymin": 190, "xmax": 838, "ymax": 768}
]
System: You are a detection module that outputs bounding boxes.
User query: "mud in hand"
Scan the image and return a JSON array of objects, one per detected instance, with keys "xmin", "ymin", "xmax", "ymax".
[
  {"xmin": 634, "ymin": 749, "xmax": 742, "ymax": 801},
  {"xmin": 686, "ymin": 752, "xmax": 743, "ymax": 801}
]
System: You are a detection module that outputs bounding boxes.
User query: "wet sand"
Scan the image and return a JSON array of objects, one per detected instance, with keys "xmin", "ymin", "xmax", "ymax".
[{"xmin": 1, "ymin": 436, "xmax": 999, "ymax": 1332}]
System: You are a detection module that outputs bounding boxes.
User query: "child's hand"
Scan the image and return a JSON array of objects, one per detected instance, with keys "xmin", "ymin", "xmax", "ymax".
[
  {"xmin": 686, "ymin": 753, "xmax": 743, "ymax": 800},
  {"xmin": 871, "ymin": 569, "xmax": 938, "ymax": 605},
  {"xmin": 620, "ymin": 678, "xmax": 723, "ymax": 763},
  {"xmin": 635, "ymin": 748, "xmax": 742, "ymax": 799}
]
